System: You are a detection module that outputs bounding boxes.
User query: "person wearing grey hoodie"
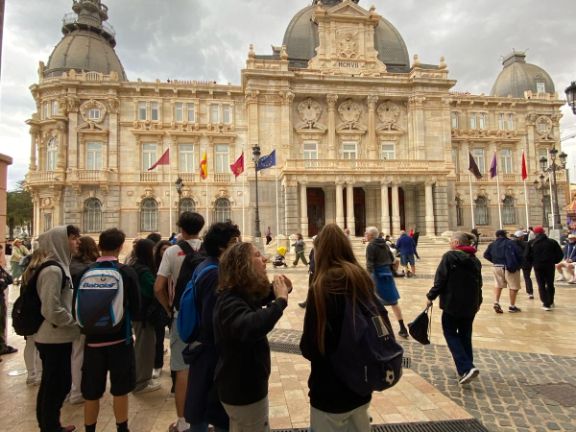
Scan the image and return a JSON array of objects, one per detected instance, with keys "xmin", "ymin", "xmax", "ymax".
[{"xmin": 35, "ymin": 225, "xmax": 81, "ymax": 432}]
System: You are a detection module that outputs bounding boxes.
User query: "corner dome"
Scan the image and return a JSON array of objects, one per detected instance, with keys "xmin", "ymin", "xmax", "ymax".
[
  {"xmin": 490, "ymin": 52, "xmax": 554, "ymax": 98},
  {"xmin": 282, "ymin": 3, "xmax": 410, "ymax": 72},
  {"xmin": 44, "ymin": 0, "xmax": 127, "ymax": 80}
]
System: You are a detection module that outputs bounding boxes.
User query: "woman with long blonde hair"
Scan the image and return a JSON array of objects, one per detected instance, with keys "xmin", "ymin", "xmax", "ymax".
[
  {"xmin": 300, "ymin": 224, "xmax": 380, "ymax": 431},
  {"xmin": 213, "ymin": 242, "xmax": 292, "ymax": 432}
]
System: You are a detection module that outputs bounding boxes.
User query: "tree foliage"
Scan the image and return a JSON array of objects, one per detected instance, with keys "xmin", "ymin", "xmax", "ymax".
[{"xmin": 7, "ymin": 181, "xmax": 33, "ymax": 238}]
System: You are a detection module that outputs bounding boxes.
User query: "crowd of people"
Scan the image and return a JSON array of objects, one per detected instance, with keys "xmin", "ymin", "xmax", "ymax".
[{"xmin": 0, "ymin": 215, "xmax": 571, "ymax": 431}]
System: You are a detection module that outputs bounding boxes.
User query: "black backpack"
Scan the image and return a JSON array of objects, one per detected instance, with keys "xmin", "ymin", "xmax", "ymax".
[
  {"xmin": 173, "ymin": 240, "xmax": 205, "ymax": 311},
  {"xmin": 12, "ymin": 260, "xmax": 67, "ymax": 336},
  {"xmin": 330, "ymin": 297, "xmax": 404, "ymax": 397}
]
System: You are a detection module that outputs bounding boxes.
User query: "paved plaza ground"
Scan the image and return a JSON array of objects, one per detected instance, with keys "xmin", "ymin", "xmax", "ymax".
[{"xmin": 1, "ymin": 239, "xmax": 575, "ymax": 431}]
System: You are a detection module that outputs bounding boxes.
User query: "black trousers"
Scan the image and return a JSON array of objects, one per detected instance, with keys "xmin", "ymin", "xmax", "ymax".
[
  {"xmin": 442, "ymin": 312, "xmax": 475, "ymax": 376},
  {"xmin": 154, "ymin": 322, "xmax": 165, "ymax": 369},
  {"xmin": 0, "ymin": 293, "xmax": 7, "ymax": 349},
  {"xmin": 522, "ymin": 266, "xmax": 534, "ymax": 295},
  {"xmin": 36, "ymin": 342, "xmax": 73, "ymax": 432},
  {"xmin": 534, "ymin": 264, "xmax": 556, "ymax": 308}
]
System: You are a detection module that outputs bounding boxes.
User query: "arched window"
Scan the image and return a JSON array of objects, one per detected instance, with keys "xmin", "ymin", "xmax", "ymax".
[
  {"xmin": 180, "ymin": 198, "xmax": 195, "ymax": 214},
  {"xmin": 502, "ymin": 196, "xmax": 516, "ymax": 225},
  {"xmin": 455, "ymin": 196, "xmax": 463, "ymax": 226},
  {"xmin": 140, "ymin": 198, "xmax": 158, "ymax": 232},
  {"xmin": 84, "ymin": 198, "xmax": 102, "ymax": 233},
  {"xmin": 474, "ymin": 196, "xmax": 489, "ymax": 226},
  {"xmin": 214, "ymin": 198, "xmax": 231, "ymax": 223},
  {"xmin": 46, "ymin": 137, "xmax": 58, "ymax": 171}
]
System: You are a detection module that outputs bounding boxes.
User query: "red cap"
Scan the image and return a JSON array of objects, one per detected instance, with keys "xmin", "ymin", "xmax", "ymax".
[{"xmin": 533, "ymin": 226, "xmax": 545, "ymax": 234}]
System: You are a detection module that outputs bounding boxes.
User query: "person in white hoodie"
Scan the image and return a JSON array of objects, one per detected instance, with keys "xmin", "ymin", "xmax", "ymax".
[{"xmin": 35, "ymin": 225, "xmax": 81, "ymax": 432}]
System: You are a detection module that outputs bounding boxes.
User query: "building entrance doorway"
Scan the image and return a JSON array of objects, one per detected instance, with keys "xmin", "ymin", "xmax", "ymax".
[
  {"xmin": 353, "ymin": 188, "xmax": 366, "ymax": 236},
  {"xmin": 307, "ymin": 187, "xmax": 325, "ymax": 237}
]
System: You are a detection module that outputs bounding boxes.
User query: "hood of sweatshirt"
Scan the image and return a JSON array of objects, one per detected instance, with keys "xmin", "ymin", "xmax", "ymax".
[
  {"xmin": 371, "ymin": 237, "xmax": 388, "ymax": 248},
  {"xmin": 38, "ymin": 225, "xmax": 72, "ymax": 279}
]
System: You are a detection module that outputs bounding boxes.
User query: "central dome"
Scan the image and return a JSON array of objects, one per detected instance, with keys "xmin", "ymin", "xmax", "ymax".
[{"xmin": 282, "ymin": 3, "xmax": 410, "ymax": 72}]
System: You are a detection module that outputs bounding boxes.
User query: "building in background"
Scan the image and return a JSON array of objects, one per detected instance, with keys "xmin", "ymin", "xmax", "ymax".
[
  {"xmin": 25, "ymin": 0, "xmax": 567, "ymax": 238},
  {"xmin": 1, "ymin": 154, "xmax": 13, "ymax": 262}
]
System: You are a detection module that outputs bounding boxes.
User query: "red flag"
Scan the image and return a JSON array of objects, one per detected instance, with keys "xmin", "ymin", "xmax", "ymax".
[
  {"xmin": 230, "ymin": 152, "xmax": 244, "ymax": 178},
  {"xmin": 521, "ymin": 151, "xmax": 528, "ymax": 181},
  {"xmin": 147, "ymin": 148, "xmax": 170, "ymax": 171}
]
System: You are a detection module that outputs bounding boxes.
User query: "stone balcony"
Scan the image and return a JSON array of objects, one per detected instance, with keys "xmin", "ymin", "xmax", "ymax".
[
  {"xmin": 68, "ymin": 169, "xmax": 112, "ymax": 185},
  {"xmin": 26, "ymin": 170, "xmax": 64, "ymax": 186},
  {"xmin": 283, "ymin": 159, "xmax": 450, "ymax": 176}
]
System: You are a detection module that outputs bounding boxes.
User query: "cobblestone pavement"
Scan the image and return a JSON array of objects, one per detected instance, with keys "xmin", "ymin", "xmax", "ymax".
[{"xmin": 269, "ymin": 329, "xmax": 576, "ymax": 432}]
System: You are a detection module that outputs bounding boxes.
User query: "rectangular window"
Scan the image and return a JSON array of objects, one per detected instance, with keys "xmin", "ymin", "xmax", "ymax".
[
  {"xmin": 536, "ymin": 82, "xmax": 546, "ymax": 94},
  {"xmin": 342, "ymin": 141, "xmax": 357, "ymax": 160},
  {"xmin": 174, "ymin": 103, "xmax": 183, "ymax": 122},
  {"xmin": 451, "ymin": 112, "xmax": 459, "ymax": 129},
  {"xmin": 498, "ymin": 113, "xmax": 505, "ymax": 130},
  {"xmin": 451, "ymin": 148, "xmax": 459, "ymax": 172},
  {"xmin": 507, "ymin": 114, "xmax": 515, "ymax": 130},
  {"xmin": 86, "ymin": 142, "xmax": 103, "ymax": 170},
  {"xmin": 222, "ymin": 105, "xmax": 232, "ymax": 124},
  {"xmin": 138, "ymin": 102, "xmax": 147, "ymax": 120},
  {"xmin": 51, "ymin": 100, "xmax": 59, "ymax": 117},
  {"xmin": 380, "ymin": 142, "xmax": 395, "ymax": 160},
  {"xmin": 179, "ymin": 144, "xmax": 195, "ymax": 173},
  {"xmin": 151, "ymin": 102, "xmax": 159, "ymax": 121},
  {"xmin": 210, "ymin": 104, "xmax": 220, "ymax": 123},
  {"xmin": 303, "ymin": 141, "xmax": 318, "ymax": 160},
  {"xmin": 88, "ymin": 108, "xmax": 101, "ymax": 121},
  {"xmin": 47, "ymin": 139, "xmax": 58, "ymax": 171},
  {"xmin": 469, "ymin": 113, "xmax": 477, "ymax": 129},
  {"xmin": 471, "ymin": 148, "xmax": 485, "ymax": 174},
  {"xmin": 501, "ymin": 149, "xmax": 513, "ymax": 174},
  {"xmin": 187, "ymin": 103, "xmax": 195, "ymax": 122},
  {"xmin": 142, "ymin": 143, "xmax": 157, "ymax": 171},
  {"xmin": 215, "ymin": 144, "xmax": 229, "ymax": 173},
  {"xmin": 479, "ymin": 113, "xmax": 487, "ymax": 129},
  {"xmin": 42, "ymin": 102, "xmax": 49, "ymax": 120}
]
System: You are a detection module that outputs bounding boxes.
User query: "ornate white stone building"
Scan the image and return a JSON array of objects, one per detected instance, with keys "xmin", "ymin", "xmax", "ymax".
[{"xmin": 25, "ymin": 0, "xmax": 567, "ymax": 238}]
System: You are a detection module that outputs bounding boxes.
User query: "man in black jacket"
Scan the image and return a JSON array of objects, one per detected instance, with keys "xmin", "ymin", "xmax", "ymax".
[
  {"xmin": 426, "ymin": 232, "xmax": 482, "ymax": 385},
  {"xmin": 511, "ymin": 230, "xmax": 534, "ymax": 299},
  {"xmin": 524, "ymin": 226, "xmax": 564, "ymax": 311}
]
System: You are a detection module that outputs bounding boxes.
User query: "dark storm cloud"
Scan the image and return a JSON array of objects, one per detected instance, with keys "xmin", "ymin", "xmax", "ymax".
[{"xmin": 2, "ymin": 0, "xmax": 576, "ymax": 189}]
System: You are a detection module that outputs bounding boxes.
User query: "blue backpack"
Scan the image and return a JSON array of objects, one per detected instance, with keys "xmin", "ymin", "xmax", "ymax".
[
  {"xmin": 177, "ymin": 263, "xmax": 218, "ymax": 343},
  {"xmin": 504, "ymin": 241, "xmax": 522, "ymax": 273},
  {"xmin": 330, "ymin": 297, "xmax": 404, "ymax": 397},
  {"xmin": 75, "ymin": 261, "xmax": 125, "ymax": 335}
]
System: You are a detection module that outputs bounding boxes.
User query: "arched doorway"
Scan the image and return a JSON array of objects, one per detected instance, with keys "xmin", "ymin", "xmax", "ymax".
[{"xmin": 307, "ymin": 188, "xmax": 325, "ymax": 237}]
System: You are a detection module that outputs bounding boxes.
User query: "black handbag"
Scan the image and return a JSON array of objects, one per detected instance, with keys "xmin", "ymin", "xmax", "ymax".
[{"xmin": 408, "ymin": 304, "xmax": 432, "ymax": 345}]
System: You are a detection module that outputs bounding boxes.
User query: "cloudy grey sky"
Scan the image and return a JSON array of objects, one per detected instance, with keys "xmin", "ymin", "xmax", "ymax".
[{"xmin": 1, "ymin": 0, "xmax": 576, "ymax": 190}]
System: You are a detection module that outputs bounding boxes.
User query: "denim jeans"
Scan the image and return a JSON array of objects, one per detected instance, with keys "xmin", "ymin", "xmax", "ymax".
[{"xmin": 441, "ymin": 312, "xmax": 475, "ymax": 376}]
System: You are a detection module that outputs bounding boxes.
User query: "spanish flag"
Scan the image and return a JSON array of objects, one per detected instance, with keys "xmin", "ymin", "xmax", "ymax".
[{"xmin": 200, "ymin": 151, "xmax": 208, "ymax": 180}]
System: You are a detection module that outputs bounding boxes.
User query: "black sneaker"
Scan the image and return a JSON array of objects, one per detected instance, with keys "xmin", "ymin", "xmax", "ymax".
[
  {"xmin": 459, "ymin": 368, "xmax": 479, "ymax": 385},
  {"xmin": 298, "ymin": 301, "xmax": 306, "ymax": 309},
  {"xmin": 493, "ymin": 303, "xmax": 503, "ymax": 314},
  {"xmin": 508, "ymin": 305, "xmax": 522, "ymax": 313},
  {"xmin": 398, "ymin": 328, "xmax": 409, "ymax": 339}
]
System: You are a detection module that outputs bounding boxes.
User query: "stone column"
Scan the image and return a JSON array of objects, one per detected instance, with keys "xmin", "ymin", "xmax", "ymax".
[
  {"xmin": 246, "ymin": 91, "xmax": 260, "ymax": 148},
  {"xmin": 336, "ymin": 181, "xmax": 344, "ymax": 228},
  {"xmin": 346, "ymin": 183, "xmax": 355, "ymax": 235},
  {"xmin": 108, "ymin": 98, "xmax": 120, "ymax": 171},
  {"xmin": 281, "ymin": 91, "xmax": 295, "ymax": 154},
  {"xmin": 284, "ymin": 179, "xmax": 299, "ymax": 235},
  {"xmin": 391, "ymin": 184, "xmax": 401, "ymax": 235},
  {"xmin": 425, "ymin": 182, "xmax": 436, "ymax": 236},
  {"xmin": 29, "ymin": 127, "xmax": 38, "ymax": 170},
  {"xmin": 300, "ymin": 182, "xmax": 308, "ymax": 236},
  {"xmin": 380, "ymin": 181, "xmax": 390, "ymax": 234},
  {"xmin": 327, "ymin": 94, "xmax": 338, "ymax": 159},
  {"xmin": 367, "ymin": 96, "xmax": 378, "ymax": 159}
]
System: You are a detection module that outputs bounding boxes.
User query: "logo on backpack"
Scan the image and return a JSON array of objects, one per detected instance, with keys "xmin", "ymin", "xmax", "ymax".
[
  {"xmin": 177, "ymin": 263, "xmax": 217, "ymax": 343},
  {"xmin": 330, "ymin": 298, "xmax": 404, "ymax": 397},
  {"xmin": 75, "ymin": 262, "xmax": 125, "ymax": 335}
]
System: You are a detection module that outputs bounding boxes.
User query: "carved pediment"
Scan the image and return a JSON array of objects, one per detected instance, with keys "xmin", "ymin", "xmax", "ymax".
[{"xmin": 321, "ymin": 1, "xmax": 369, "ymax": 18}]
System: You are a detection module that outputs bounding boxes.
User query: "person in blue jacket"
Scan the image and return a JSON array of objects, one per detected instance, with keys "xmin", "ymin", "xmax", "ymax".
[{"xmin": 395, "ymin": 231, "xmax": 416, "ymax": 277}]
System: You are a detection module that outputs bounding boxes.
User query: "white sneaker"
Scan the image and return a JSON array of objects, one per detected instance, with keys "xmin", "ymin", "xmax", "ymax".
[
  {"xmin": 459, "ymin": 368, "xmax": 479, "ymax": 385},
  {"xmin": 26, "ymin": 375, "xmax": 41, "ymax": 386},
  {"xmin": 68, "ymin": 394, "xmax": 85, "ymax": 405},
  {"xmin": 133, "ymin": 380, "xmax": 161, "ymax": 394},
  {"xmin": 152, "ymin": 368, "xmax": 162, "ymax": 379}
]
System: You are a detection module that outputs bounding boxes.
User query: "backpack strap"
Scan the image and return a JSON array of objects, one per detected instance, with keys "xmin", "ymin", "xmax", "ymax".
[
  {"xmin": 177, "ymin": 240, "xmax": 195, "ymax": 258},
  {"xmin": 31, "ymin": 260, "xmax": 67, "ymax": 291},
  {"xmin": 192, "ymin": 264, "xmax": 218, "ymax": 285}
]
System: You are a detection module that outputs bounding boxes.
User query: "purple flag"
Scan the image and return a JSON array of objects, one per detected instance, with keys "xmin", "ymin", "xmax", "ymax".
[{"xmin": 490, "ymin": 153, "xmax": 497, "ymax": 178}]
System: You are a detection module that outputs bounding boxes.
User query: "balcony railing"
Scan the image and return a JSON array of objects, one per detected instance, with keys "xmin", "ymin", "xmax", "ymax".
[
  {"xmin": 284, "ymin": 159, "xmax": 447, "ymax": 172},
  {"xmin": 178, "ymin": 173, "xmax": 197, "ymax": 184},
  {"xmin": 214, "ymin": 173, "xmax": 231, "ymax": 183},
  {"xmin": 140, "ymin": 172, "xmax": 159, "ymax": 183},
  {"xmin": 27, "ymin": 171, "xmax": 58, "ymax": 184}
]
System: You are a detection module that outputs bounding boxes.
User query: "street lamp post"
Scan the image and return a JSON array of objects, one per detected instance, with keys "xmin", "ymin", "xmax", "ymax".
[
  {"xmin": 539, "ymin": 149, "xmax": 567, "ymax": 230},
  {"xmin": 252, "ymin": 145, "xmax": 262, "ymax": 247},
  {"xmin": 175, "ymin": 177, "xmax": 183, "ymax": 215},
  {"xmin": 533, "ymin": 174, "xmax": 550, "ymax": 227},
  {"xmin": 565, "ymin": 81, "xmax": 576, "ymax": 115}
]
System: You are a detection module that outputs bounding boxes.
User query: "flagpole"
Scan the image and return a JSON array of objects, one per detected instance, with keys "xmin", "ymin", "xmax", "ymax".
[
  {"xmin": 522, "ymin": 151, "xmax": 530, "ymax": 228},
  {"xmin": 523, "ymin": 180, "xmax": 530, "ymax": 228},
  {"xmin": 242, "ymin": 148, "xmax": 246, "ymax": 236},
  {"xmin": 549, "ymin": 171, "xmax": 555, "ymax": 229},
  {"xmin": 496, "ymin": 171, "xmax": 502, "ymax": 229},
  {"xmin": 275, "ymin": 167, "xmax": 280, "ymax": 237},
  {"xmin": 468, "ymin": 173, "xmax": 475, "ymax": 229},
  {"xmin": 168, "ymin": 141, "xmax": 173, "ymax": 233}
]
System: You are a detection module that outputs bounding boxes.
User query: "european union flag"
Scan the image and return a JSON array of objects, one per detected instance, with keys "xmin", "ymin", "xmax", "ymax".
[{"xmin": 256, "ymin": 149, "xmax": 276, "ymax": 172}]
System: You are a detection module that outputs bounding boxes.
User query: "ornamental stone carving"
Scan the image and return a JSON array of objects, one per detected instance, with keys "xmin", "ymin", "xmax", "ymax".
[
  {"xmin": 535, "ymin": 115, "xmax": 553, "ymax": 139},
  {"xmin": 337, "ymin": 99, "xmax": 365, "ymax": 131},
  {"xmin": 80, "ymin": 100, "xmax": 107, "ymax": 124},
  {"xmin": 337, "ymin": 30, "xmax": 359, "ymax": 59},
  {"xmin": 296, "ymin": 98, "xmax": 326, "ymax": 131},
  {"xmin": 376, "ymin": 101, "xmax": 401, "ymax": 131}
]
